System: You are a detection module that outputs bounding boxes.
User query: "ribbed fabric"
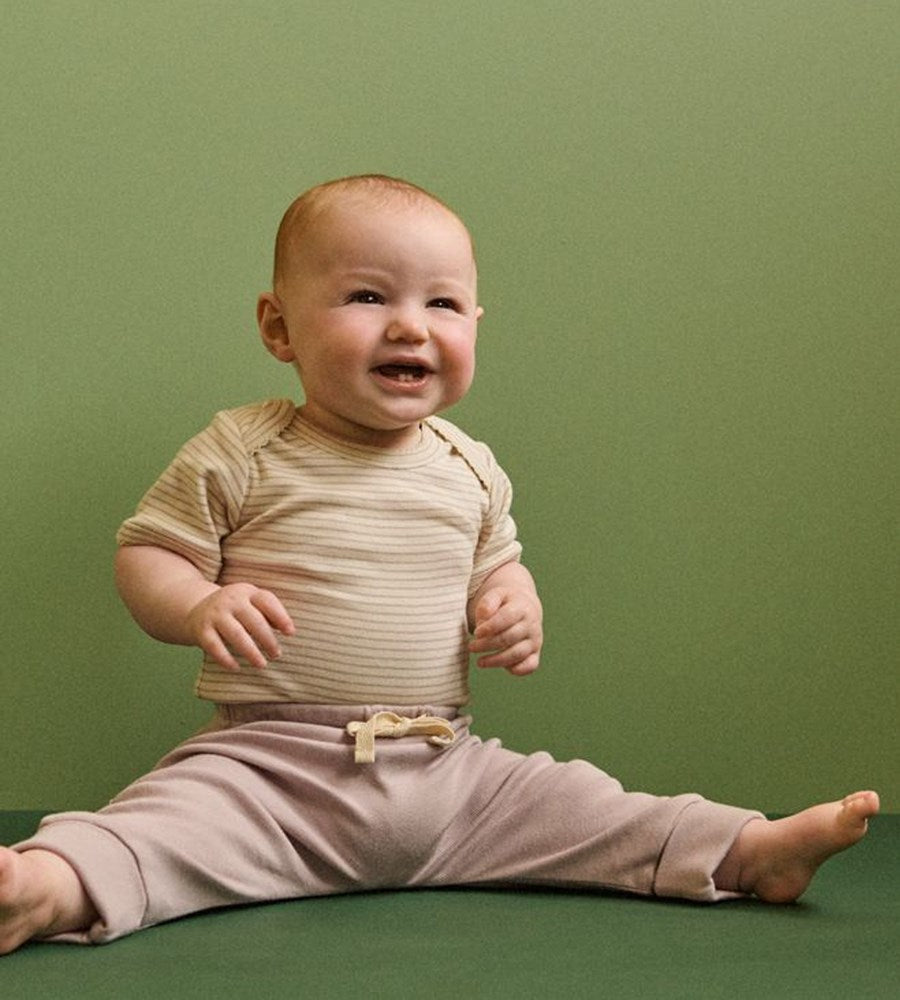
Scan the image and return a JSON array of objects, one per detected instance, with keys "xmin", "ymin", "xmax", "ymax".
[{"xmin": 116, "ymin": 400, "xmax": 521, "ymax": 706}]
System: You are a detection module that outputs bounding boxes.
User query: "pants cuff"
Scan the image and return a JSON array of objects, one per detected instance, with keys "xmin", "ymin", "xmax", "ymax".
[
  {"xmin": 653, "ymin": 799, "xmax": 764, "ymax": 902},
  {"xmin": 15, "ymin": 813, "xmax": 149, "ymax": 944}
]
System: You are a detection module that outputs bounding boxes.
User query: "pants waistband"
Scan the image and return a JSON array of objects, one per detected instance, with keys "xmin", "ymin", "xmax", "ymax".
[
  {"xmin": 211, "ymin": 703, "xmax": 463, "ymax": 729},
  {"xmin": 209, "ymin": 703, "xmax": 468, "ymax": 763}
]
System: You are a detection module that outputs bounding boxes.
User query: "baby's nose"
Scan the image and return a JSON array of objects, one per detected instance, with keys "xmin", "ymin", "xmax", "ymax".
[{"xmin": 385, "ymin": 311, "xmax": 428, "ymax": 342}]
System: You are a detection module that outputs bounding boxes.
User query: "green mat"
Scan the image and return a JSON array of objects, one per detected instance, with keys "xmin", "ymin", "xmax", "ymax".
[{"xmin": 2, "ymin": 812, "xmax": 897, "ymax": 998}]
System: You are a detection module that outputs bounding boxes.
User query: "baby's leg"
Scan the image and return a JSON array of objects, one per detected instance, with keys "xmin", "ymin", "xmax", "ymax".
[
  {"xmin": 412, "ymin": 736, "xmax": 763, "ymax": 901},
  {"xmin": 714, "ymin": 790, "xmax": 880, "ymax": 902},
  {"xmin": 4, "ymin": 711, "xmax": 415, "ymax": 949},
  {"xmin": 0, "ymin": 847, "xmax": 97, "ymax": 955}
]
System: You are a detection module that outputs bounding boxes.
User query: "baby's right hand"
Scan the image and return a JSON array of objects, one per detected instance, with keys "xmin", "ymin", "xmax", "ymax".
[{"xmin": 185, "ymin": 583, "xmax": 296, "ymax": 671}]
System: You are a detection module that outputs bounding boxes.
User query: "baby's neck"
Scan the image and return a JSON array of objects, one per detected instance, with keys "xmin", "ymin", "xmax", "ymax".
[{"xmin": 296, "ymin": 405, "xmax": 425, "ymax": 452}]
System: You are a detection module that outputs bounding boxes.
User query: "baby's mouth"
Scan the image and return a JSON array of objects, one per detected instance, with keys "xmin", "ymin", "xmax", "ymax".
[{"xmin": 374, "ymin": 364, "xmax": 429, "ymax": 383}]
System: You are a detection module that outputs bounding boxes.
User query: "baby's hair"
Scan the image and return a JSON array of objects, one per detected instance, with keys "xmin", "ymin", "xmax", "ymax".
[{"xmin": 272, "ymin": 174, "xmax": 470, "ymax": 289}]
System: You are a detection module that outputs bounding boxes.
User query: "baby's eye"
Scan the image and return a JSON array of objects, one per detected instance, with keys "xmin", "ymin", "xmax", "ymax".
[
  {"xmin": 347, "ymin": 289, "xmax": 383, "ymax": 305},
  {"xmin": 428, "ymin": 297, "xmax": 460, "ymax": 311}
]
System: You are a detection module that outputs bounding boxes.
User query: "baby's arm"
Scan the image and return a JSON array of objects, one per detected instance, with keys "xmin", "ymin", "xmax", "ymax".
[
  {"xmin": 467, "ymin": 561, "xmax": 543, "ymax": 676},
  {"xmin": 115, "ymin": 545, "xmax": 295, "ymax": 671}
]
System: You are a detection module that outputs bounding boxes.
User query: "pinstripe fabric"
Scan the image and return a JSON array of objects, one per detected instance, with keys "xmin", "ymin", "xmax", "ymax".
[{"xmin": 117, "ymin": 400, "xmax": 521, "ymax": 705}]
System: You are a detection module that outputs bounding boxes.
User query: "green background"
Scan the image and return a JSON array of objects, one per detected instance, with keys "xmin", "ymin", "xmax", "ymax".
[{"xmin": 2, "ymin": 1, "xmax": 896, "ymax": 814}]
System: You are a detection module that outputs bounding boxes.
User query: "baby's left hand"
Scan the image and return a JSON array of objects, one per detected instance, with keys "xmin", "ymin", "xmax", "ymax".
[{"xmin": 469, "ymin": 584, "xmax": 543, "ymax": 676}]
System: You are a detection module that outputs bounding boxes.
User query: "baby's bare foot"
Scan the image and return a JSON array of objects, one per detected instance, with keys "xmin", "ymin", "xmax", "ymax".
[
  {"xmin": 0, "ymin": 847, "xmax": 95, "ymax": 955},
  {"xmin": 721, "ymin": 790, "xmax": 880, "ymax": 903}
]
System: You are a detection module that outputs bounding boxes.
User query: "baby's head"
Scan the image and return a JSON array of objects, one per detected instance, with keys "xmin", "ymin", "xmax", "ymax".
[
  {"xmin": 272, "ymin": 175, "xmax": 475, "ymax": 293},
  {"xmin": 258, "ymin": 175, "xmax": 483, "ymax": 449}
]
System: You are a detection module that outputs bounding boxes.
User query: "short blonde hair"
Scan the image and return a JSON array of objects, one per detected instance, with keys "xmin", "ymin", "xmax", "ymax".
[{"xmin": 272, "ymin": 174, "xmax": 470, "ymax": 289}]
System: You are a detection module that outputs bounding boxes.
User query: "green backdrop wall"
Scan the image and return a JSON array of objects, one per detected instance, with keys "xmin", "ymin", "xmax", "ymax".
[{"xmin": 2, "ymin": 2, "xmax": 897, "ymax": 814}]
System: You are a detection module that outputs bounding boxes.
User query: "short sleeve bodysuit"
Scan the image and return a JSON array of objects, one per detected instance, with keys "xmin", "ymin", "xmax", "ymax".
[{"xmin": 117, "ymin": 400, "xmax": 521, "ymax": 706}]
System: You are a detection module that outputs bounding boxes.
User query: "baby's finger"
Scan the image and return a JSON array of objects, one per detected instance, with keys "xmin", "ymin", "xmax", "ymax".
[
  {"xmin": 233, "ymin": 604, "xmax": 284, "ymax": 662},
  {"xmin": 473, "ymin": 602, "xmax": 519, "ymax": 640},
  {"xmin": 473, "ymin": 589, "xmax": 505, "ymax": 627},
  {"xmin": 213, "ymin": 616, "xmax": 270, "ymax": 671},
  {"xmin": 251, "ymin": 589, "xmax": 296, "ymax": 636},
  {"xmin": 471, "ymin": 616, "xmax": 530, "ymax": 653},
  {"xmin": 505, "ymin": 651, "xmax": 541, "ymax": 677},
  {"xmin": 197, "ymin": 625, "xmax": 242, "ymax": 672},
  {"xmin": 475, "ymin": 637, "xmax": 536, "ymax": 671}
]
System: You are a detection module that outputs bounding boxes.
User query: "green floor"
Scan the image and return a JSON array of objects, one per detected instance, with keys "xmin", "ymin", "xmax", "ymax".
[{"xmin": 2, "ymin": 811, "xmax": 897, "ymax": 998}]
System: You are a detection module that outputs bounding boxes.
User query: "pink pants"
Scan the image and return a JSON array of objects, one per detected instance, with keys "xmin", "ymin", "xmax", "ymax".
[{"xmin": 16, "ymin": 705, "xmax": 761, "ymax": 944}]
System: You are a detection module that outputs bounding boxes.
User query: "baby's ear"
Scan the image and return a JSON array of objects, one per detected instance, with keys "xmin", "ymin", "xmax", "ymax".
[{"xmin": 257, "ymin": 293, "xmax": 295, "ymax": 362}]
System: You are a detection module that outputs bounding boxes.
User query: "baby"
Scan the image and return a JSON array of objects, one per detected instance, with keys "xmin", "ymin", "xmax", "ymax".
[{"xmin": 0, "ymin": 174, "xmax": 879, "ymax": 954}]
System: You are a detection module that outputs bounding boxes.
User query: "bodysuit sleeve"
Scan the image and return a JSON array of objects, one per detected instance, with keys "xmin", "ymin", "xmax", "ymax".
[
  {"xmin": 467, "ymin": 449, "xmax": 523, "ymax": 598},
  {"xmin": 116, "ymin": 410, "xmax": 251, "ymax": 582}
]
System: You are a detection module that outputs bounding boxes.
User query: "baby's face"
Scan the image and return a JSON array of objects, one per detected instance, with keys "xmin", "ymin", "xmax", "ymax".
[{"xmin": 262, "ymin": 197, "xmax": 482, "ymax": 449}]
